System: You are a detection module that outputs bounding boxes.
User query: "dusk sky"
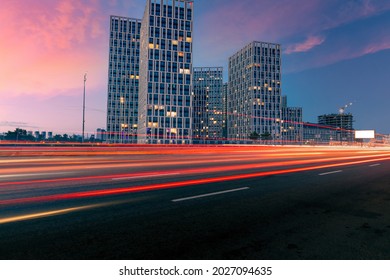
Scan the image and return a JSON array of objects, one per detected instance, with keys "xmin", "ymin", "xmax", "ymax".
[{"xmin": 1, "ymin": 0, "xmax": 389, "ymax": 136}]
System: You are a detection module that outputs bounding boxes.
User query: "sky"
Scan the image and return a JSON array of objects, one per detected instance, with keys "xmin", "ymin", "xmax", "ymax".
[{"xmin": 1, "ymin": 0, "xmax": 389, "ymax": 135}]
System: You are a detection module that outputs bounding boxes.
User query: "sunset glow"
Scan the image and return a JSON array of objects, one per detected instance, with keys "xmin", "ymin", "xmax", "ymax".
[{"xmin": 1, "ymin": 0, "xmax": 390, "ymax": 134}]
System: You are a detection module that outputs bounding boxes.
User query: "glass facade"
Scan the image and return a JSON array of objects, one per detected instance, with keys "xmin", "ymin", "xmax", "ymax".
[
  {"xmin": 107, "ymin": 16, "xmax": 141, "ymax": 143},
  {"xmin": 138, "ymin": 0, "xmax": 194, "ymax": 144},
  {"xmin": 228, "ymin": 41, "xmax": 282, "ymax": 142},
  {"xmin": 281, "ymin": 105, "xmax": 303, "ymax": 144},
  {"xmin": 192, "ymin": 67, "xmax": 223, "ymax": 143}
]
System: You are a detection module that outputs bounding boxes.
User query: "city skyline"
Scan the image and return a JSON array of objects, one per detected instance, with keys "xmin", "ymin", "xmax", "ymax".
[{"xmin": 1, "ymin": 0, "xmax": 390, "ymax": 135}]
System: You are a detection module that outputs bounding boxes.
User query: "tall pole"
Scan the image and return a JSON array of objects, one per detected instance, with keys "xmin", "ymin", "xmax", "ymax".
[
  {"xmin": 82, "ymin": 73, "xmax": 87, "ymax": 143},
  {"xmin": 341, "ymin": 113, "xmax": 343, "ymax": 146}
]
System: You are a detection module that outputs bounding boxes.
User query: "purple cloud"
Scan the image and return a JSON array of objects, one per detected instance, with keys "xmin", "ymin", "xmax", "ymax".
[{"xmin": 285, "ymin": 35, "xmax": 326, "ymax": 54}]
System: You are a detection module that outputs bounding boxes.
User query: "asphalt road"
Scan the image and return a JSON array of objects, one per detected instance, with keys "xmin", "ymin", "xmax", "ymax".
[{"xmin": 0, "ymin": 145, "xmax": 389, "ymax": 259}]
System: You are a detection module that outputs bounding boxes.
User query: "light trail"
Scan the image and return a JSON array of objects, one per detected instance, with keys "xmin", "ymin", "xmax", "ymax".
[
  {"xmin": 0, "ymin": 198, "xmax": 145, "ymax": 224},
  {"xmin": 111, "ymin": 173, "xmax": 181, "ymax": 181},
  {"xmin": 0, "ymin": 205, "xmax": 101, "ymax": 224},
  {"xmin": 0, "ymin": 153, "xmax": 389, "ymax": 188},
  {"xmin": 0, "ymin": 151, "xmax": 284, "ymax": 175},
  {"xmin": 1, "ymin": 156, "xmax": 389, "ymax": 206},
  {"xmin": 0, "ymin": 172, "xmax": 71, "ymax": 179}
]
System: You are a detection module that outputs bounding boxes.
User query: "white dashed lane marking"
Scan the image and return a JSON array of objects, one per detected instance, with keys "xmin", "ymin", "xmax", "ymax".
[
  {"xmin": 172, "ymin": 187, "xmax": 250, "ymax": 202},
  {"xmin": 318, "ymin": 170, "xmax": 343, "ymax": 176}
]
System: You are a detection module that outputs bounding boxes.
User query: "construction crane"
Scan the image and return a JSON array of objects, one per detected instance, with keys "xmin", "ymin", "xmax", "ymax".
[{"xmin": 339, "ymin": 102, "xmax": 353, "ymax": 114}]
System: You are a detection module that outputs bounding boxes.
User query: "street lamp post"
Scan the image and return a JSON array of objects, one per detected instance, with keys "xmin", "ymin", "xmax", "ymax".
[{"xmin": 82, "ymin": 73, "xmax": 87, "ymax": 143}]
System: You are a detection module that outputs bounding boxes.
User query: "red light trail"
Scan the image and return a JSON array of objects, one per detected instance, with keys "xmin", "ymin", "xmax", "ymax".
[{"xmin": 1, "ymin": 153, "xmax": 389, "ymax": 206}]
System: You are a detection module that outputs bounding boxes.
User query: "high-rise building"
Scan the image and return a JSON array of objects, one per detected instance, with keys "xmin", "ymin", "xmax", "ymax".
[
  {"xmin": 107, "ymin": 16, "xmax": 141, "ymax": 143},
  {"xmin": 192, "ymin": 67, "xmax": 223, "ymax": 143},
  {"xmin": 281, "ymin": 96, "xmax": 303, "ymax": 144},
  {"xmin": 137, "ymin": 0, "xmax": 194, "ymax": 144},
  {"xmin": 228, "ymin": 41, "xmax": 282, "ymax": 142}
]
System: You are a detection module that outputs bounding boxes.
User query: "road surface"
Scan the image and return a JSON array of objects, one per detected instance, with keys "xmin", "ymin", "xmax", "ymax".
[{"xmin": 0, "ymin": 145, "xmax": 389, "ymax": 259}]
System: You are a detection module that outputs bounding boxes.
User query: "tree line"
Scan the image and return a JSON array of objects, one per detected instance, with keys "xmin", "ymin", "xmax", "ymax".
[{"xmin": 0, "ymin": 128, "xmax": 96, "ymax": 142}]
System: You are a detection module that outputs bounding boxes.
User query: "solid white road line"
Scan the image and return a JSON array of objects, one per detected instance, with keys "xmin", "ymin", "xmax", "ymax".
[
  {"xmin": 172, "ymin": 187, "xmax": 250, "ymax": 202},
  {"xmin": 318, "ymin": 170, "xmax": 343, "ymax": 176},
  {"xmin": 369, "ymin": 163, "xmax": 381, "ymax": 167},
  {"xmin": 112, "ymin": 173, "xmax": 181, "ymax": 181}
]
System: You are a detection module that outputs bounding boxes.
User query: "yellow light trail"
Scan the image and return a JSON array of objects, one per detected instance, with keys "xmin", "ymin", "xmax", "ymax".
[
  {"xmin": 0, "ymin": 199, "xmax": 142, "ymax": 224},
  {"xmin": 0, "ymin": 204, "xmax": 105, "ymax": 224}
]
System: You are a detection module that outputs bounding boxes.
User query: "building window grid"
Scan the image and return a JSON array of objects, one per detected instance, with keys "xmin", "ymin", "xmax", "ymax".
[
  {"xmin": 193, "ymin": 67, "xmax": 223, "ymax": 141},
  {"xmin": 137, "ymin": 0, "xmax": 193, "ymax": 144},
  {"xmin": 228, "ymin": 42, "xmax": 282, "ymax": 141},
  {"xmin": 107, "ymin": 16, "xmax": 141, "ymax": 143}
]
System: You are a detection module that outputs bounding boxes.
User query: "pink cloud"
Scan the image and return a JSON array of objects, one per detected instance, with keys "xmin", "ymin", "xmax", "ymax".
[
  {"xmin": 285, "ymin": 35, "xmax": 326, "ymax": 54},
  {"xmin": 4, "ymin": 0, "xmax": 103, "ymax": 50},
  {"xmin": 286, "ymin": 34, "xmax": 390, "ymax": 74},
  {"xmin": 362, "ymin": 42, "xmax": 390, "ymax": 56},
  {"xmin": 0, "ymin": 0, "xmax": 107, "ymax": 97}
]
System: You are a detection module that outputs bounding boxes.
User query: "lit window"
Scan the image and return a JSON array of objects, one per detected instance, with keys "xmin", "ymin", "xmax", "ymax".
[
  {"xmin": 180, "ymin": 69, "xmax": 191, "ymax": 74},
  {"xmin": 148, "ymin": 122, "xmax": 159, "ymax": 128},
  {"xmin": 167, "ymin": 111, "xmax": 177, "ymax": 117}
]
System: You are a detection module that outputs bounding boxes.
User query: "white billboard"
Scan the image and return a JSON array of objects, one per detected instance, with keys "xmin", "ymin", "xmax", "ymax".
[{"xmin": 355, "ymin": 130, "xmax": 375, "ymax": 139}]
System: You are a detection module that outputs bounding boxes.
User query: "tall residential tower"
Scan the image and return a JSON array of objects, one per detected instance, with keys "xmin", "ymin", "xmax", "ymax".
[
  {"xmin": 228, "ymin": 41, "xmax": 282, "ymax": 142},
  {"xmin": 192, "ymin": 67, "xmax": 224, "ymax": 143},
  {"xmin": 138, "ymin": 0, "xmax": 194, "ymax": 144},
  {"xmin": 107, "ymin": 16, "xmax": 141, "ymax": 143}
]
